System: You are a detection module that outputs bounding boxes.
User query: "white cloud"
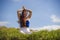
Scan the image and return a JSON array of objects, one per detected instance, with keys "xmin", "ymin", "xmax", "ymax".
[
  {"xmin": 39, "ymin": 25, "xmax": 60, "ymax": 31},
  {"xmin": 0, "ymin": 22, "xmax": 8, "ymax": 26},
  {"xmin": 50, "ymin": 15, "xmax": 60, "ymax": 23},
  {"xmin": 31, "ymin": 25, "xmax": 60, "ymax": 31}
]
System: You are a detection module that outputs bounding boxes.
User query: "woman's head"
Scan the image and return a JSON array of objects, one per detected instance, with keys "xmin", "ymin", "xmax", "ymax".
[{"xmin": 22, "ymin": 9, "xmax": 27, "ymax": 17}]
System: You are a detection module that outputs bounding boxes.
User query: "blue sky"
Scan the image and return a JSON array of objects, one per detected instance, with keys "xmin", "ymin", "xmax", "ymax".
[{"xmin": 0, "ymin": 0, "xmax": 60, "ymax": 29}]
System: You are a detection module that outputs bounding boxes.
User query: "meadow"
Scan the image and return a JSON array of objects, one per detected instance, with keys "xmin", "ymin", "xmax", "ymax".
[{"xmin": 0, "ymin": 26, "xmax": 60, "ymax": 40}]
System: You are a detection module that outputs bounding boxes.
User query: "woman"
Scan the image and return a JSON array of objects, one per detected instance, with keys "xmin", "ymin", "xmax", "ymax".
[{"xmin": 17, "ymin": 7, "xmax": 32, "ymax": 34}]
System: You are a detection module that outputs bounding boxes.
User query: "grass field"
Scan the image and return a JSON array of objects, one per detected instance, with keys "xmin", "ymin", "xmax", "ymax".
[{"xmin": 0, "ymin": 26, "xmax": 60, "ymax": 40}]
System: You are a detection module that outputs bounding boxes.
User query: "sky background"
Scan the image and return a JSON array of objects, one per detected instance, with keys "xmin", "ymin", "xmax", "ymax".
[{"xmin": 0, "ymin": 0, "xmax": 60, "ymax": 30}]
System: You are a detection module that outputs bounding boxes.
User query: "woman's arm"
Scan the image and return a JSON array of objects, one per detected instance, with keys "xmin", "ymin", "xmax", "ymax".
[
  {"xmin": 17, "ymin": 10, "xmax": 22, "ymax": 23},
  {"xmin": 27, "ymin": 10, "xmax": 32, "ymax": 19}
]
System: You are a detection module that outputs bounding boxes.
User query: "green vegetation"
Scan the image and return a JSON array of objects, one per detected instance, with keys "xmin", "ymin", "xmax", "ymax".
[{"xmin": 0, "ymin": 26, "xmax": 60, "ymax": 40}]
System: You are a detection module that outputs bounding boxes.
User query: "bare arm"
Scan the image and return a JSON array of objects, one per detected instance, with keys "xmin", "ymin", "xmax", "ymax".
[
  {"xmin": 27, "ymin": 10, "xmax": 32, "ymax": 19},
  {"xmin": 17, "ymin": 10, "xmax": 22, "ymax": 22}
]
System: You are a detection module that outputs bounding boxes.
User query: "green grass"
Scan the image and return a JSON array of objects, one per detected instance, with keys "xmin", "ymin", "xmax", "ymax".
[{"xmin": 0, "ymin": 26, "xmax": 60, "ymax": 40}]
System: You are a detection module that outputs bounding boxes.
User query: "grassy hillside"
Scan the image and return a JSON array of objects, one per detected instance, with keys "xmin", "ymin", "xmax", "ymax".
[{"xmin": 0, "ymin": 26, "xmax": 60, "ymax": 40}]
